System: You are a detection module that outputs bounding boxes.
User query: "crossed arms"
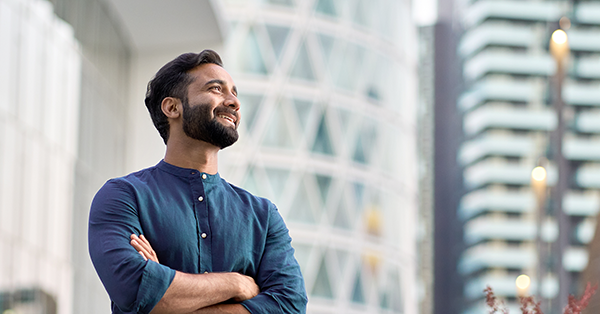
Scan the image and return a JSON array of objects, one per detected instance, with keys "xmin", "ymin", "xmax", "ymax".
[{"xmin": 130, "ymin": 234, "xmax": 257, "ymax": 314}]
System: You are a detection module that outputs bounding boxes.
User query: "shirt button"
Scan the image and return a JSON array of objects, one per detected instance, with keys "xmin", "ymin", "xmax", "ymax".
[
  {"xmin": 201, "ymin": 233, "xmax": 207, "ymax": 239},
  {"xmin": 202, "ymin": 174, "xmax": 207, "ymax": 179},
  {"xmin": 198, "ymin": 196, "xmax": 204, "ymax": 202}
]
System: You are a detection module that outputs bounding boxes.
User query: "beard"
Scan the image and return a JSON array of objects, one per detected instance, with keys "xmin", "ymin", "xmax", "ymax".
[{"xmin": 181, "ymin": 99, "xmax": 239, "ymax": 149}]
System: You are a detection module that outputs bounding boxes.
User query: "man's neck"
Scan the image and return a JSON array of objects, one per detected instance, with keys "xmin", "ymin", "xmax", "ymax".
[{"xmin": 164, "ymin": 137, "xmax": 220, "ymax": 175}]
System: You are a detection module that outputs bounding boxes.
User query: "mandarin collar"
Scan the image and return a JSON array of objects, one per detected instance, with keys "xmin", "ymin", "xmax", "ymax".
[{"xmin": 157, "ymin": 160, "xmax": 221, "ymax": 183}]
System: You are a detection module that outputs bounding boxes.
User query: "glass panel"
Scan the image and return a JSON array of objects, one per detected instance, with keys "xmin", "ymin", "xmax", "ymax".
[
  {"xmin": 315, "ymin": 174, "xmax": 332, "ymax": 204},
  {"xmin": 242, "ymin": 167, "xmax": 261, "ymax": 197},
  {"xmin": 262, "ymin": 103, "xmax": 294, "ymax": 148},
  {"xmin": 353, "ymin": 0, "xmax": 370, "ymax": 27},
  {"xmin": 290, "ymin": 40, "xmax": 316, "ymax": 81},
  {"xmin": 292, "ymin": 98, "xmax": 312, "ymax": 132},
  {"xmin": 311, "ymin": 254, "xmax": 333, "ymax": 298},
  {"xmin": 333, "ymin": 200, "xmax": 352, "ymax": 229},
  {"xmin": 390, "ymin": 270, "xmax": 403, "ymax": 311},
  {"xmin": 288, "ymin": 182, "xmax": 316, "ymax": 223},
  {"xmin": 238, "ymin": 94, "xmax": 263, "ymax": 134},
  {"xmin": 314, "ymin": 0, "xmax": 337, "ymax": 17},
  {"xmin": 265, "ymin": 24, "xmax": 290, "ymax": 61},
  {"xmin": 312, "ymin": 114, "xmax": 334, "ymax": 155},
  {"xmin": 240, "ymin": 27, "xmax": 268, "ymax": 74},
  {"xmin": 351, "ymin": 270, "xmax": 365, "ymax": 303},
  {"xmin": 265, "ymin": 168, "xmax": 290, "ymax": 203},
  {"xmin": 317, "ymin": 33, "xmax": 335, "ymax": 65},
  {"xmin": 291, "ymin": 242, "xmax": 312, "ymax": 274},
  {"xmin": 353, "ymin": 135, "xmax": 367, "ymax": 164}
]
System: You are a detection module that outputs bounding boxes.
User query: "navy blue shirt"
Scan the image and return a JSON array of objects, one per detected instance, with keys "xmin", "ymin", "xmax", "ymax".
[{"xmin": 88, "ymin": 160, "xmax": 307, "ymax": 313}]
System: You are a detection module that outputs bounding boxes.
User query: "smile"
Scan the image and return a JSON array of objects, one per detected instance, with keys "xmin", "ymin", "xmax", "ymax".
[{"xmin": 217, "ymin": 114, "xmax": 236, "ymax": 126}]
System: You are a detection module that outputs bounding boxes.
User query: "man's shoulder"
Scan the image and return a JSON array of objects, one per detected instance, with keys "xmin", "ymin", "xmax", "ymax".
[
  {"xmin": 99, "ymin": 164, "xmax": 161, "ymax": 192},
  {"xmin": 219, "ymin": 178, "xmax": 275, "ymax": 209}
]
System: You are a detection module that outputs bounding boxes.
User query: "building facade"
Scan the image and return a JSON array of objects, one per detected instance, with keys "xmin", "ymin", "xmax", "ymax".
[
  {"xmin": 0, "ymin": 0, "xmax": 421, "ymax": 313},
  {"xmin": 455, "ymin": 1, "xmax": 600, "ymax": 313},
  {"xmin": 216, "ymin": 1, "xmax": 419, "ymax": 313}
]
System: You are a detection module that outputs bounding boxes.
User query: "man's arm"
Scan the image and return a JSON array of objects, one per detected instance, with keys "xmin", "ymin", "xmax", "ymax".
[
  {"xmin": 239, "ymin": 204, "xmax": 308, "ymax": 313},
  {"xmin": 89, "ymin": 180, "xmax": 259, "ymax": 314},
  {"xmin": 131, "ymin": 235, "xmax": 257, "ymax": 314}
]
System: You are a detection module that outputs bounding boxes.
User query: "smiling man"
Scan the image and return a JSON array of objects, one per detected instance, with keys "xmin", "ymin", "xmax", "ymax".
[{"xmin": 88, "ymin": 50, "xmax": 307, "ymax": 314}]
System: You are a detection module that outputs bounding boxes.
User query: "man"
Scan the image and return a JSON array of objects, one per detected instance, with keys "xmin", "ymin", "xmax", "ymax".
[{"xmin": 88, "ymin": 50, "xmax": 307, "ymax": 314}]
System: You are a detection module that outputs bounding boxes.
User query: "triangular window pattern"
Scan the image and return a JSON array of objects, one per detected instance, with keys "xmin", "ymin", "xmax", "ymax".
[
  {"xmin": 314, "ymin": 0, "xmax": 337, "ymax": 17},
  {"xmin": 290, "ymin": 40, "xmax": 316, "ymax": 81},
  {"xmin": 265, "ymin": 25, "xmax": 290, "ymax": 61},
  {"xmin": 292, "ymin": 99, "xmax": 312, "ymax": 133},
  {"xmin": 311, "ymin": 255, "xmax": 334, "ymax": 298},
  {"xmin": 353, "ymin": 0, "xmax": 370, "ymax": 27},
  {"xmin": 351, "ymin": 271, "xmax": 366, "ymax": 304},
  {"xmin": 315, "ymin": 174, "xmax": 332, "ymax": 205},
  {"xmin": 317, "ymin": 33, "xmax": 335, "ymax": 65},
  {"xmin": 291, "ymin": 242, "xmax": 311, "ymax": 274},
  {"xmin": 262, "ymin": 104, "xmax": 294, "ymax": 148},
  {"xmin": 333, "ymin": 199, "xmax": 352, "ymax": 230},
  {"xmin": 265, "ymin": 168, "xmax": 290, "ymax": 203},
  {"xmin": 240, "ymin": 27, "xmax": 268, "ymax": 74},
  {"xmin": 288, "ymin": 182, "xmax": 316, "ymax": 224},
  {"xmin": 237, "ymin": 94, "xmax": 262, "ymax": 134},
  {"xmin": 312, "ymin": 114, "xmax": 334, "ymax": 155},
  {"xmin": 242, "ymin": 167, "xmax": 261, "ymax": 197},
  {"xmin": 353, "ymin": 135, "xmax": 367, "ymax": 164}
]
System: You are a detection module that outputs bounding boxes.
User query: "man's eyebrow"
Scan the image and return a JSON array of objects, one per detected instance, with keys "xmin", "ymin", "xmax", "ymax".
[
  {"xmin": 204, "ymin": 79, "xmax": 226, "ymax": 87},
  {"xmin": 204, "ymin": 79, "xmax": 237, "ymax": 96}
]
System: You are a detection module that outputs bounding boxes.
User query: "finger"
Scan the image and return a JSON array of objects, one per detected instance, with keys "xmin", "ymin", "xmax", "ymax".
[
  {"xmin": 138, "ymin": 250, "xmax": 148, "ymax": 261},
  {"xmin": 131, "ymin": 239, "xmax": 150, "ymax": 256},
  {"xmin": 137, "ymin": 235, "xmax": 154, "ymax": 253}
]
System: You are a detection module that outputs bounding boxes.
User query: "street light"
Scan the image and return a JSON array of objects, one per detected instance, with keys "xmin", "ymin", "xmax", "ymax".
[
  {"xmin": 516, "ymin": 274, "xmax": 531, "ymax": 297},
  {"xmin": 549, "ymin": 25, "xmax": 570, "ymax": 310},
  {"xmin": 531, "ymin": 165, "xmax": 547, "ymax": 301}
]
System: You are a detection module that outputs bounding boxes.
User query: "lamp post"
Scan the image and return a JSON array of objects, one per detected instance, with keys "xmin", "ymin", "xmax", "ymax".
[
  {"xmin": 549, "ymin": 28, "xmax": 570, "ymax": 311},
  {"xmin": 531, "ymin": 165, "xmax": 547, "ymax": 301}
]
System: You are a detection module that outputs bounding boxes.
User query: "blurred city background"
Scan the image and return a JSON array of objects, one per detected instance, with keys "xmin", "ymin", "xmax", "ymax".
[{"xmin": 0, "ymin": 0, "xmax": 599, "ymax": 314}]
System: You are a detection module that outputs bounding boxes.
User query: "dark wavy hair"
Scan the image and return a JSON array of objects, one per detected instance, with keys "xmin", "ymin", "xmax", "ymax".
[{"xmin": 145, "ymin": 50, "xmax": 223, "ymax": 144}]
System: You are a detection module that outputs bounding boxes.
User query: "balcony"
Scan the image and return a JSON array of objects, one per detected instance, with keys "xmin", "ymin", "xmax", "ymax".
[
  {"xmin": 463, "ymin": 1, "xmax": 562, "ymax": 29},
  {"xmin": 463, "ymin": 106, "xmax": 555, "ymax": 136},
  {"xmin": 459, "ymin": 24, "xmax": 535, "ymax": 58},
  {"xmin": 464, "ymin": 51, "xmax": 554, "ymax": 81}
]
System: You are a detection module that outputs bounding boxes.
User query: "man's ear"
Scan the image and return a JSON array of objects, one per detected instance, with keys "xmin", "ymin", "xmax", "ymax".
[{"xmin": 161, "ymin": 97, "xmax": 181, "ymax": 119}]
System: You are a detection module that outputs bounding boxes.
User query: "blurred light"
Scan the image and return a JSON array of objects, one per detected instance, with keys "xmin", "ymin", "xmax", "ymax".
[
  {"xmin": 552, "ymin": 29, "xmax": 568, "ymax": 45},
  {"xmin": 516, "ymin": 274, "xmax": 531, "ymax": 290},
  {"xmin": 559, "ymin": 17, "xmax": 571, "ymax": 30},
  {"xmin": 532, "ymin": 166, "xmax": 547, "ymax": 182}
]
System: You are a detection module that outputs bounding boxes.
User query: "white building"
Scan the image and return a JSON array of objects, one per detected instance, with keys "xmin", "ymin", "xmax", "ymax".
[
  {"xmin": 456, "ymin": 1, "xmax": 600, "ymax": 313},
  {"xmin": 0, "ymin": 0, "xmax": 420, "ymax": 313}
]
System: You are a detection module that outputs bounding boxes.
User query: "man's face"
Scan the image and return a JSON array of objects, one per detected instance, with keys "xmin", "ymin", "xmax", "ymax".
[{"xmin": 181, "ymin": 63, "xmax": 241, "ymax": 149}]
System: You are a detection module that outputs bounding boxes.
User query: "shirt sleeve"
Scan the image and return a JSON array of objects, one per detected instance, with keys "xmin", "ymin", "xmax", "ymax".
[
  {"xmin": 241, "ymin": 204, "xmax": 308, "ymax": 314},
  {"xmin": 88, "ymin": 179, "xmax": 176, "ymax": 314}
]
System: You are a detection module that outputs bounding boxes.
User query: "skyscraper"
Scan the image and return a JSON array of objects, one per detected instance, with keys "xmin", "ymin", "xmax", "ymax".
[{"xmin": 455, "ymin": 1, "xmax": 600, "ymax": 313}]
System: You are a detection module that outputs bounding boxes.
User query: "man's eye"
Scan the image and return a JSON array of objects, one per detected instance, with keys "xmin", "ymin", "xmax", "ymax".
[{"xmin": 210, "ymin": 86, "xmax": 222, "ymax": 92}]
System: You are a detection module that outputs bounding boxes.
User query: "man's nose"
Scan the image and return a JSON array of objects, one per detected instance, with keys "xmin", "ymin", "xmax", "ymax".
[{"xmin": 225, "ymin": 94, "xmax": 240, "ymax": 111}]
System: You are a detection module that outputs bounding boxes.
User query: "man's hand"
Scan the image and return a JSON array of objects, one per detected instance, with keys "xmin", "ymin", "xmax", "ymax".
[
  {"xmin": 130, "ymin": 233, "xmax": 259, "ymax": 313},
  {"xmin": 230, "ymin": 273, "xmax": 260, "ymax": 302},
  {"xmin": 130, "ymin": 234, "xmax": 159, "ymax": 263}
]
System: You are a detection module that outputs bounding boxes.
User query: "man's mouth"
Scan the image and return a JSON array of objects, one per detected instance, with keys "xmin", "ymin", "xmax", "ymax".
[{"xmin": 217, "ymin": 114, "xmax": 236, "ymax": 127}]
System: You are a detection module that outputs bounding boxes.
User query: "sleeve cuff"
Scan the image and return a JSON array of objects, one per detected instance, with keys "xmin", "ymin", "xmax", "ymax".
[{"xmin": 136, "ymin": 261, "xmax": 176, "ymax": 314}]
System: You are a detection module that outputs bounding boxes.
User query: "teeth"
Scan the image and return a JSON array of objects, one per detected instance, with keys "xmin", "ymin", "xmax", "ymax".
[{"xmin": 218, "ymin": 115, "xmax": 234, "ymax": 123}]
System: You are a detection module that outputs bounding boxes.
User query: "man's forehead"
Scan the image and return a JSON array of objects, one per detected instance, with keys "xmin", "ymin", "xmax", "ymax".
[{"xmin": 189, "ymin": 63, "xmax": 235, "ymax": 85}]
